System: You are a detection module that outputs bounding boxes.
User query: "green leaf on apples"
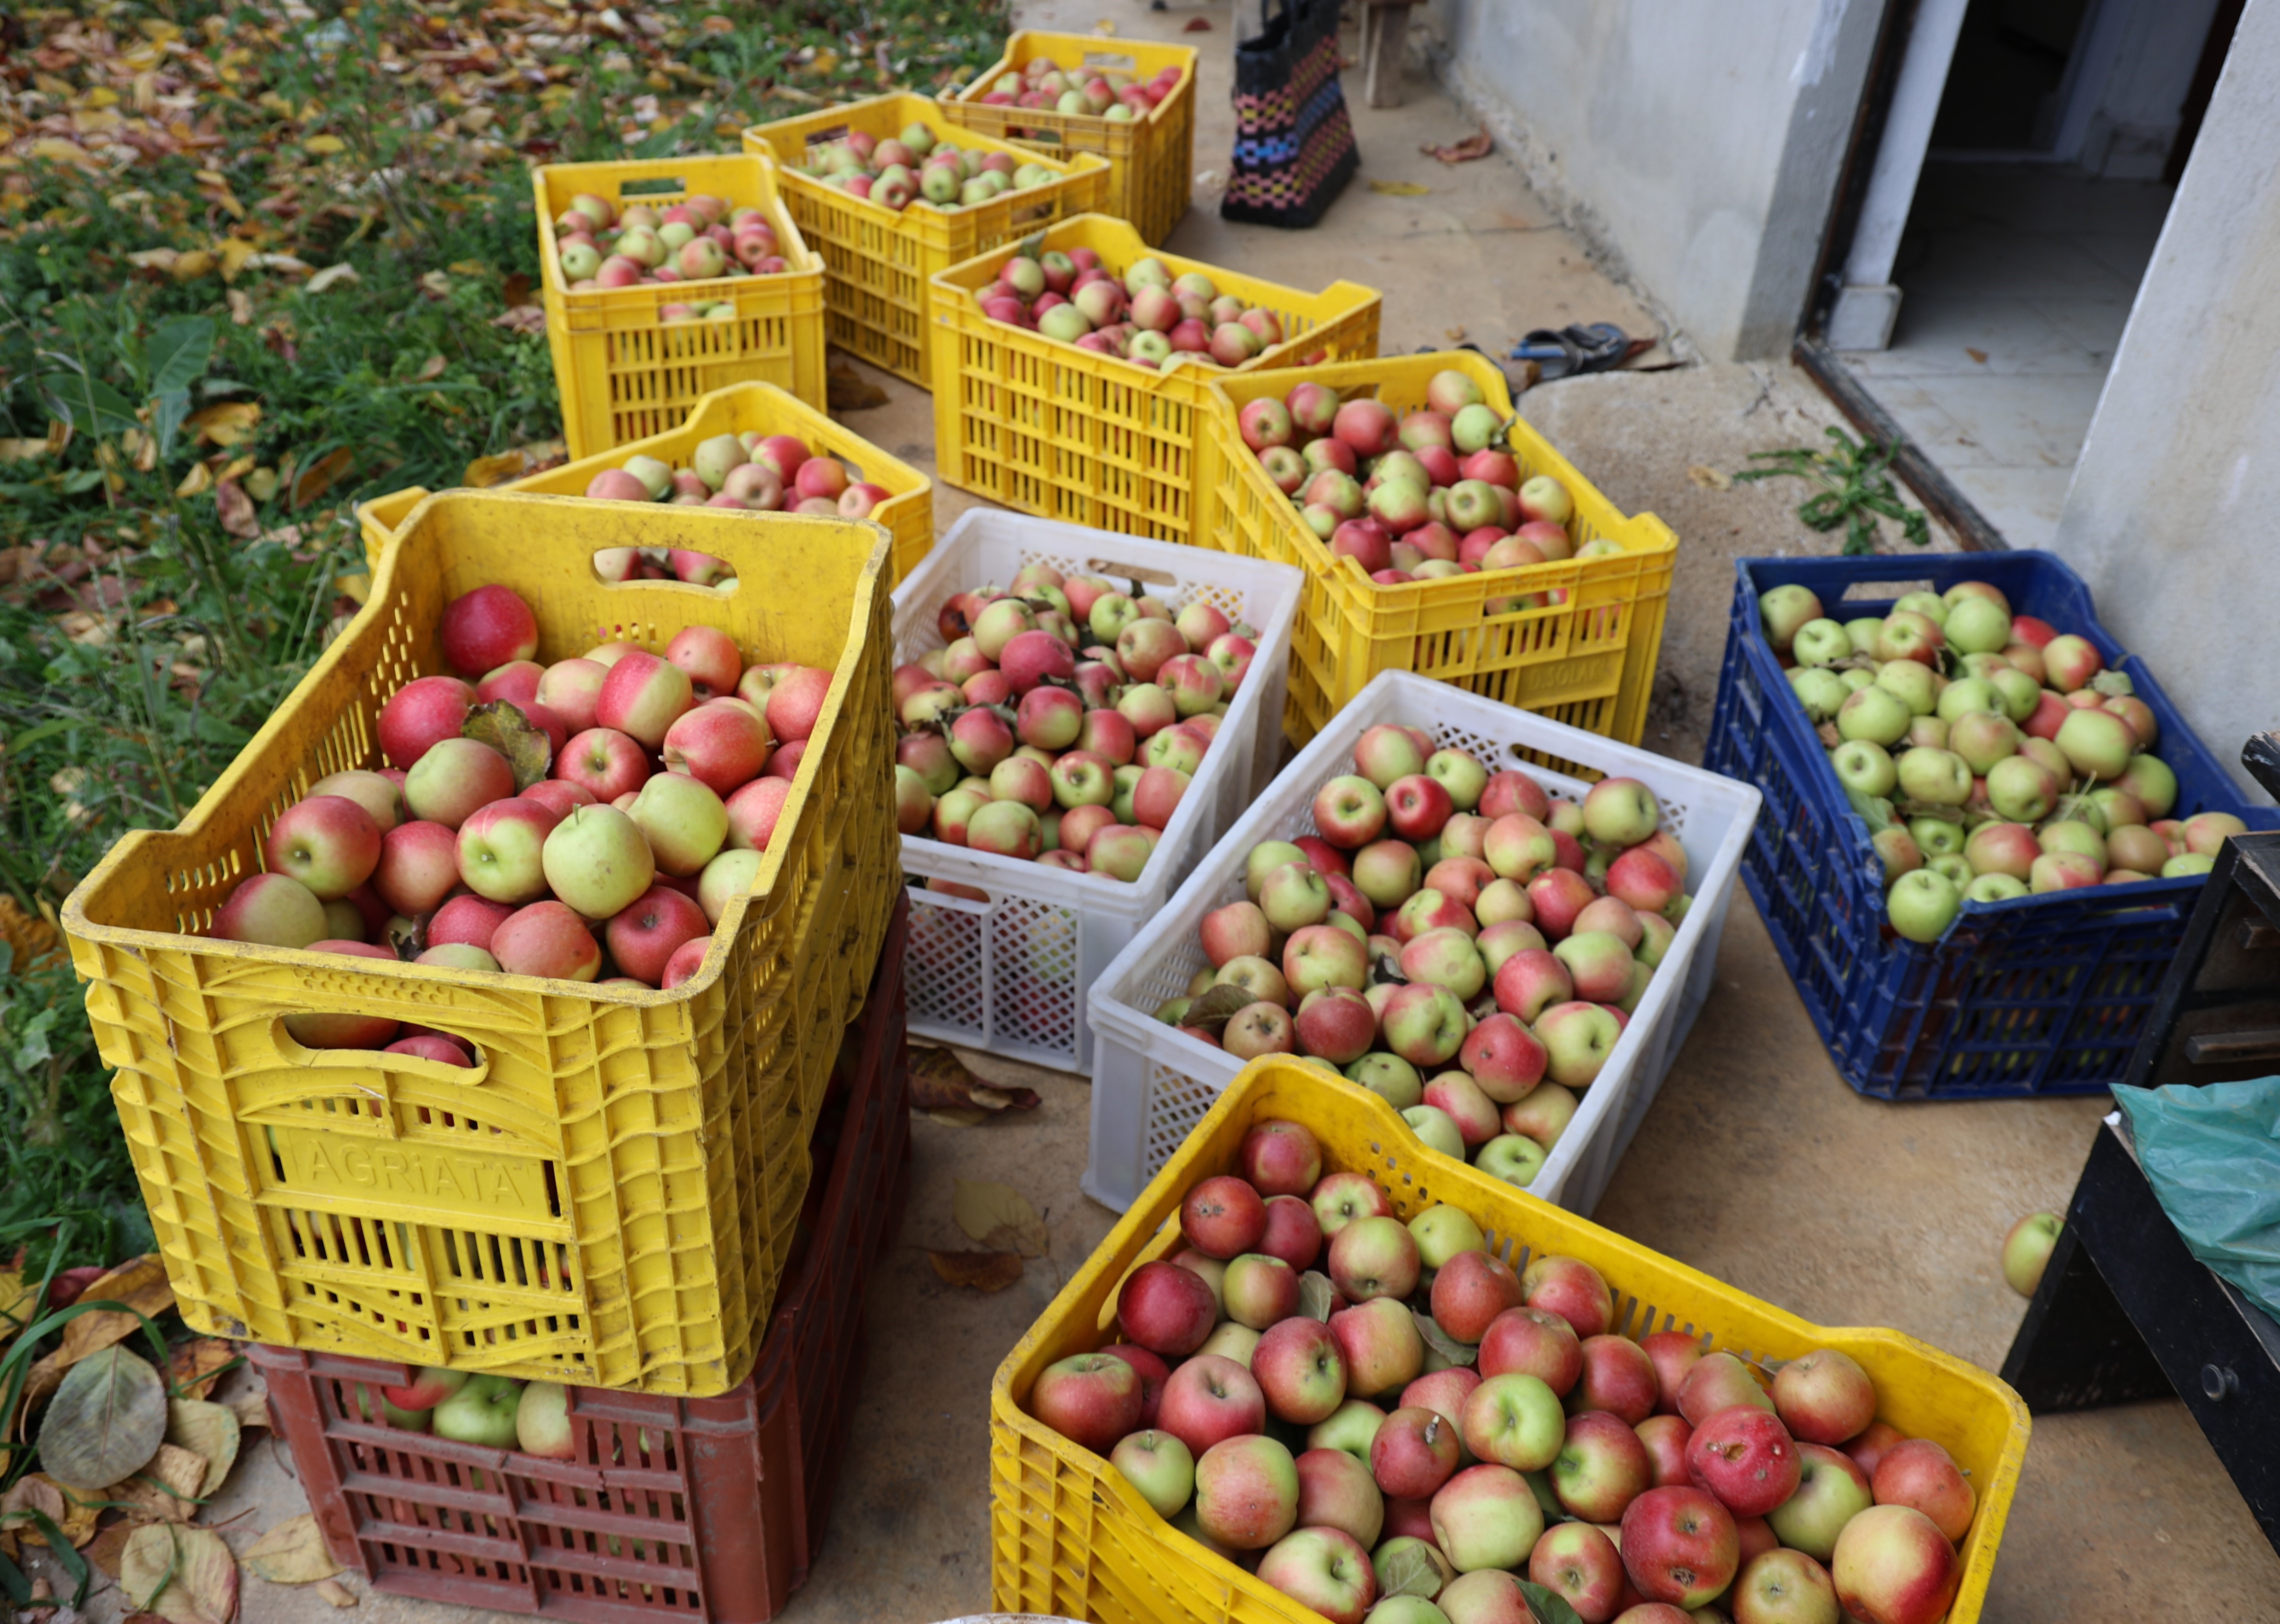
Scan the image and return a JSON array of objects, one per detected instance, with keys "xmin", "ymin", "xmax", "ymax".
[
  {"xmin": 1297, "ymin": 1271, "xmax": 1335, "ymax": 1322},
  {"xmin": 1842, "ymin": 784, "xmax": 1891, "ymax": 833},
  {"xmin": 952, "ymin": 1178, "xmax": 1048, "ymax": 1258},
  {"xmin": 2090, "ymin": 670, "xmax": 2134, "ymax": 698},
  {"xmin": 462, "ymin": 700, "xmax": 552, "ymax": 790},
  {"xmin": 1410, "ymin": 1310, "xmax": 1477, "ymax": 1368},
  {"xmin": 1375, "ymin": 1540, "xmax": 1444, "ymax": 1598},
  {"xmin": 36, "ymin": 1345, "xmax": 169, "ymax": 1492},
  {"xmin": 1180, "ymin": 983, "xmax": 1255, "ymax": 1038},
  {"xmin": 1517, "ymin": 1579, "xmax": 1585, "ymax": 1624}
]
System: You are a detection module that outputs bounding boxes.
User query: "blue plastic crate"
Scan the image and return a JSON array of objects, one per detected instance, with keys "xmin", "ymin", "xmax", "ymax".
[{"xmin": 1705, "ymin": 550, "xmax": 2279, "ymax": 1101}]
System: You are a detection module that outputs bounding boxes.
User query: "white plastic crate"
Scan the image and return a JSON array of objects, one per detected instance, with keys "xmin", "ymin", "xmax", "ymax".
[
  {"xmin": 1083, "ymin": 670, "xmax": 1763, "ymax": 1214},
  {"xmin": 894, "ymin": 511, "xmax": 1304, "ymax": 1072}
]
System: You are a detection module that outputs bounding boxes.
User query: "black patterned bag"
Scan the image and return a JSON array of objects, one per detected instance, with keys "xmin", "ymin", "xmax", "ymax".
[{"xmin": 1222, "ymin": 0, "xmax": 1359, "ymax": 228}]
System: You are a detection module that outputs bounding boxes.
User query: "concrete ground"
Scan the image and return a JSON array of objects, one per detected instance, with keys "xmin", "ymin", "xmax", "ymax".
[{"xmin": 53, "ymin": 5, "xmax": 2280, "ymax": 1624}]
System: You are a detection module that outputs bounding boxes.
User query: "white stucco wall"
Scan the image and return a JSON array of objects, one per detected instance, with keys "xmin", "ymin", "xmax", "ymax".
[
  {"xmin": 1420, "ymin": 0, "xmax": 1883, "ymax": 360},
  {"xmin": 2053, "ymin": 0, "xmax": 2279, "ymax": 801}
]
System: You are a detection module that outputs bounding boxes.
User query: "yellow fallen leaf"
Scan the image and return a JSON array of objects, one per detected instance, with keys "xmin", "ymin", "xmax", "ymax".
[
  {"xmin": 448, "ymin": 260, "xmax": 488, "ymax": 276},
  {"xmin": 218, "ymin": 238, "xmax": 259, "ymax": 280},
  {"xmin": 316, "ymin": 1579, "xmax": 357, "ymax": 1607},
  {"xmin": 219, "ymin": 454, "xmax": 256, "ymax": 482},
  {"xmin": 463, "ymin": 450, "xmax": 541, "ymax": 487},
  {"xmin": 244, "ymin": 467, "xmax": 279, "ymax": 503},
  {"xmin": 1367, "ymin": 180, "xmax": 1431, "ymax": 196},
  {"xmin": 292, "ymin": 447, "xmax": 356, "ymax": 508},
  {"xmin": 0, "ymin": 441, "xmax": 48, "ymax": 464},
  {"xmin": 165, "ymin": 1399, "xmax": 241, "ymax": 1496},
  {"xmin": 171, "ymin": 249, "xmax": 218, "ymax": 281},
  {"xmin": 127, "ymin": 248, "xmax": 180, "ymax": 272},
  {"xmin": 175, "ymin": 462, "xmax": 214, "ymax": 498},
  {"xmin": 30, "ymin": 139, "xmax": 99, "ymax": 169},
  {"xmin": 242, "ymin": 1514, "xmax": 341, "ymax": 1584},
  {"xmin": 185, "ymin": 402, "xmax": 260, "ymax": 448},
  {"xmin": 108, "ymin": 1441, "xmax": 206, "ymax": 1523},
  {"xmin": 306, "ymin": 264, "xmax": 359, "ymax": 294},
  {"xmin": 303, "ymin": 135, "xmax": 345, "ymax": 155},
  {"xmin": 952, "ymin": 1179, "xmax": 1049, "ymax": 1258},
  {"xmin": 52, "ymin": 1254, "xmax": 173, "ymax": 1367}
]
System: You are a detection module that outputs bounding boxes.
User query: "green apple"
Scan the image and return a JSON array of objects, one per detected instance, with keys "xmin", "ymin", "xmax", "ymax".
[
  {"xmin": 1402, "ymin": 1104, "xmax": 1466, "ymax": 1161},
  {"xmin": 1407, "ymin": 1202, "xmax": 1486, "ymax": 1268},
  {"xmin": 2002, "ymin": 1212, "xmax": 2063, "ymax": 1296},
  {"xmin": 1788, "ymin": 667, "xmax": 1847, "ymax": 723},
  {"xmin": 1885, "ymin": 868, "xmax": 1961, "ymax": 944},
  {"xmin": 431, "ymin": 1374, "xmax": 524, "ymax": 1447},
  {"xmin": 1474, "ymin": 1134, "xmax": 1546, "ymax": 1189},
  {"xmin": 1836, "ymin": 685, "xmax": 1910, "ymax": 747},
  {"xmin": 1829, "ymin": 739, "xmax": 1897, "ymax": 798}
]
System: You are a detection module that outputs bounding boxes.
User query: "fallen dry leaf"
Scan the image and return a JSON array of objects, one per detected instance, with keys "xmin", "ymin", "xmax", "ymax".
[
  {"xmin": 1686, "ymin": 464, "xmax": 1734, "ymax": 491},
  {"xmin": 1367, "ymin": 180, "xmax": 1431, "ymax": 197},
  {"xmin": 215, "ymin": 480, "xmax": 260, "ymax": 539},
  {"xmin": 1182, "ymin": 15, "xmax": 1212, "ymax": 28},
  {"xmin": 952, "ymin": 1179, "xmax": 1049, "ymax": 1259},
  {"xmin": 87, "ymin": 1521, "xmax": 137, "ymax": 1577},
  {"xmin": 928, "ymin": 1251, "xmax": 1023, "ymax": 1291},
  {"xmin": 37, "ymin": 1343, "xmax": 169, "ymax": 1490},
  {"xmin": 491, "ymin": 305, "xmax": 546, "ymax": 336},
  {"xmin": 110, "ymin": 1441, "xmax": 208, "ymax": 1523},
  {"xmin": 0, "ymin": 440, "xmax": 49, "ymax": 464},
  {"xmin": 241, "ymin": 1515, "xmax": 340, "ymax": 1585},
  {"xmin": 183, "ymin": 402, "xmax": 259, "ymax": 449},
  {"xmin": 305, "ymin": 265, "xmax": 359, "ymax": 295},
  {"xmin": 166, "ymin": 1339, "xmax": 239, "ymax": 1402},
  {"xmin": 290, "ymin": 448, "xmax": 355, "ymax": 509},
  {"xmin": 166, "ymin": 1398, "xmax": 241, "ymax": 1495},
  {"xmin": 225, "ymin": 1392, "xmax": 270, "ymax": 1432},
  {"xmin": 416, "ymin": 356, "xmax": 447, "ymax": 382},
  {"xmin": 826, "ymin": 358, "xmax": 889, "ymax": 411},
  {"xmin": 121, "ymin": 1524, "xmax": 238, "ymax": 1624},
  {"xmin": 1423, "ymin": 130, "xmax": 1493, "ymax": 164},
  {"xmin": 461, "ymin": 450, "xmax": 531, "ymax": 488},
  {"xmin": 911, "ymin": 1047, "xmax": 1040, "ymax": 1114},
  {"xmin": 0, "ymin": 1474, "xmax": 98, "ymax": 1548},
  {"xmin": 315, "ymin": 1580, "xmax": 356, "ymax": 1608}
]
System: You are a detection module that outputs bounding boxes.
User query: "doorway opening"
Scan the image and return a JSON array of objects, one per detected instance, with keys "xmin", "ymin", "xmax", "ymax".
[{"xmin": 1819, "ymin": 0, "xmax": 2241, "ymax": 547}]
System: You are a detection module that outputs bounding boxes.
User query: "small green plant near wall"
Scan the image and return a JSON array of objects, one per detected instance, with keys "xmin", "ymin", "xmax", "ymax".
[{"xmin": 1736, "ymin": 427, "xmax": 1934, "ymax": 556}]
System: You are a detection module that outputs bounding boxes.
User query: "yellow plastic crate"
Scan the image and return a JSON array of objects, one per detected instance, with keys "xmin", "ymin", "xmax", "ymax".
[
  {"xmin": 62, "ymin": 491, "xmax": 901, "ymax": 1397},
  {"xmin": 535, "ymin": 153, "xmax": 829, "ymax": 460},
  {"xmin": 928, "ymin": 214, "xmax": 1381, "ymax": 543},
  {"xmin": 743, "ymin": 93, "xmax": 1109, "ymax": 387},
  {"xmin": 354, "ymin": 383, "xmax": 934, "ymax": 586},
  {"xmin": 1198, "ymin": 351, "xmax": 1678, "ymax": 747},
  {"xmin": 991, "ymin": 1059, "xmax": 2029, "ymax": 1624},
  {"xmin": 943, "ymin": 32, "xmax": 1199, "ymax": 247}
]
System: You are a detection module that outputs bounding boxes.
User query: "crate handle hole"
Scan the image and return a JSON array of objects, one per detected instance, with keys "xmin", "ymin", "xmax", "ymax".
[
  {"xmin": 272, "ymin": 1018, "xmax": 494, "ymax": 1086},
  {"xmin": 594, "ymin": 548, "xmax": 741, "ymax": 595}
]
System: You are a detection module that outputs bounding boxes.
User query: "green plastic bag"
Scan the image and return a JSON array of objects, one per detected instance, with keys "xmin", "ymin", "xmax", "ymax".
[{"xmin": 2112, "ymin": 1077, "xmax": 2280, "ymax": 1321}]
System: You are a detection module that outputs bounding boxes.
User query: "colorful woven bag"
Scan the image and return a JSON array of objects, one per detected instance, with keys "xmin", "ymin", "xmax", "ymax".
[{"xmin": 1223, "ymin": 0, "xmax": 1359, "ymax": 228}]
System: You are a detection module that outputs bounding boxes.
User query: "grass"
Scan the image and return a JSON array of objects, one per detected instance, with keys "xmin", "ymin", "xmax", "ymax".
[{"xmin": 0, "ymin": 0, "xmax": 1009, "ymax": 1272}]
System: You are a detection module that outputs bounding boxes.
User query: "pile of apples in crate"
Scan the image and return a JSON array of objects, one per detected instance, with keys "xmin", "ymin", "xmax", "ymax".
[
  {"xmin": 793, "ymin": 121, "xmax": 1066, "ymax": 212},
  {"xmin": 1238, "ymin": 372, "xmax": 1597, "ymax": 589},
  {"xmin": 1161, "ymin": 730, "xmax": 1688, "ymax": 1190},
  {"xmin": 1031, "ymin": 1121, "xmax": 1977, "ymax": 1624},
  {"xmin": 894, "ymin": 564, "xmax": 1259, "ymax": 881},
  {"xmin": 581, "ymin": 431, "xmax": 895, "ymax": 587},
  {"xmin": 354, "ymin": 1366, "xmax": 589, "ymax": 1456},
  {"xmin": 1759, "ymin": 579, "xmax": 2246, "ymax": 943},
  {"xmin": 975, "ymin": 251, "xmax": 1318, "ymax": 370},
  {"xmin": 206, "ymin": 584, "xmax": 835, "ymax": 1022},
  {"xmin": 970, "ymin": 54, "xmax": 1185, "ymax": 121},
  {"xmin": 549, "ymin": 191, "xmax": 796, "ymax": 310}
]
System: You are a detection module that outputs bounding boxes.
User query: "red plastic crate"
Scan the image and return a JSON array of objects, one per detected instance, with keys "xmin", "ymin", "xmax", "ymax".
[{"xmin": 252, "ymin": 898, "xmax": 911, "ymax": 1624}]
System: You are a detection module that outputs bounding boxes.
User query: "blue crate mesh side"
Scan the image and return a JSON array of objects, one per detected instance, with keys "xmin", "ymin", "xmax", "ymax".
[{"xmin": 1713, "ymin": 553, "xmax": 2279, "ymax": 1103}]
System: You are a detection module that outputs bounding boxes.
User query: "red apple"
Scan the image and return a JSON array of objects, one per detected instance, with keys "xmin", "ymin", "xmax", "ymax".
[
  {"xmin": 1032, "ymin": 1351, "xmax": 1144, "ymax": 1454},
  {"xmin": 1183, "ymin": 1174, "xmax": 1269, "ymax": 1259},
  {"xmin": 441, "ymin": 584, "xmax": 539, "ymax": 677},
  {"xmin": 1618, "ymin": 1485, "xmax": 1739, "ymax": 1610},
  {"xmin": 1117, "ymin": 1259, "xmax": 1218, "ymax": 1357},
  {"xmin": 1686, "ymin": 1405, "xmax": 1801, "ymax": 1518}
]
